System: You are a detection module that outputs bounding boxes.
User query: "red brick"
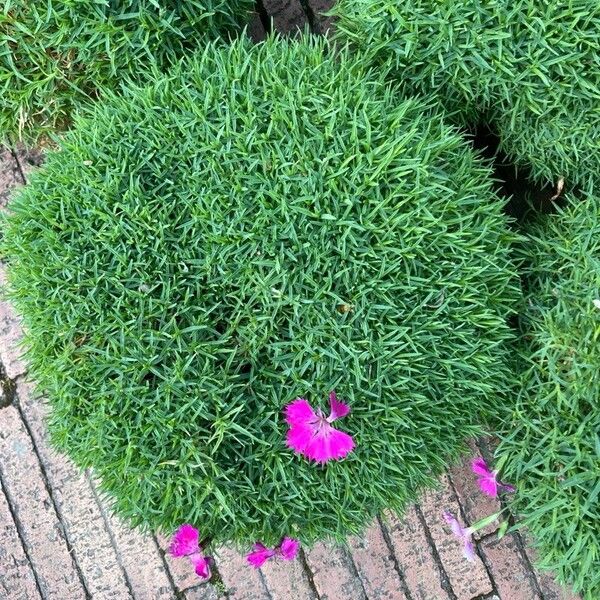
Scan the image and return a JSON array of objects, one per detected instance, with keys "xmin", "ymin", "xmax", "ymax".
[
  {"xmin": 0, "ymin": 263, "xmax": 27, "ymax": 380},
  {"xmin": 262, "ymin": 0, "xmax": 308, "ymax": 35},
  {"xmin": 96, "ymin": 499, "xmax": 176, "ymax": 599},
  {"xmin": 480, "ymin": 533, "xmax": 541, "ymax": 599},
  {"xmin": 448, "ymin": 442, "xmax": 502, "ymax": 539},
  {"xmin": 307, "ymin": 0, "xmax": 336, "ymax": 34},
  {"xmin": 382, "ymin": 507, "xmax": 450, "ymax": 600},
  {"xmin": 0, "ymin": 405, "xmax": 86, "ymax": 598},
  {"xmin": 0, "ymin": 147, "xmax": 23, "ymax": 210},
  {"xmin": 247, "ymin": 12, "xmax": 267, "ymax": 43},
  {"xmin": 260, "ymin": 551, "xmax": 316, "ymax": 599},
  {"xmin": 0, "ymin": 480, "xmax": 41, "ymax": 600},
  {"xmin": 305, "ymin": 541, "xmax": 366, "ymax": 600},
  {"xmin": 185, "ymin": 583, "xmax": 226, "ymax": 600},
  {"xmin": 215, "ymin": 545, "xmax": 270, "ymax": 599},
  {"xmin": 536, "ymin": 571, "xmax": 581, "ymax": 600},
  {"xmin": 419, "ymin": 475, "xmax": 493, "ymax": 599},
  {"xmin": 17, "ymin": 380, "xmax": 134, "ymax": 598},
  {"xmin": 348, "ymin": 519, "xmax": 407, "ymax": 599}
]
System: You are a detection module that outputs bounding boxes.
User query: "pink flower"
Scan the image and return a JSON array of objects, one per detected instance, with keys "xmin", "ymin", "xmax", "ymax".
[
  {"xmin": 471, "ymin": 457, "xmax": 516, "ymax": 497},
  {"xmin": 169, "ymin": 524, "xmax": 212, "ymax": 581},
  {"xmin": 169, "ymin": 524, "xmax": 199, "ymax": 557},
  {"xmin": 443, "ymin": 511, "xmax": 476, "ymax": 562},
  {"xmin": 285, "ymin": 392, "xmax": 355, "ymax": 463},
  {"xmin": 279, "ymin": 537, "xmax": 300, "ymax": 560},
  {"xmin": 246, "ymin": 537, "xmax": 300, "ymax": 568},
  {"xmin": 246, "ymin": 543, "xmax": 276, "ymax": 568}
]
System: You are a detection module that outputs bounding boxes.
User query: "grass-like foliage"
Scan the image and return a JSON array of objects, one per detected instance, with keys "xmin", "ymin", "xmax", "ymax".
[
  {"xmin": 0, "ymin": 0, "xmax": 253, "ymax": 142},
  {"xmin": 497, "ymin": 192, "xmax": 600, "ymax": 599},
  {"xmin": 332, "ymin": 0, "xmax": 600, "ymax": 187},
  {"xmin": 1, "ymin": 37, "xmax": 520, "ymax": 545}
]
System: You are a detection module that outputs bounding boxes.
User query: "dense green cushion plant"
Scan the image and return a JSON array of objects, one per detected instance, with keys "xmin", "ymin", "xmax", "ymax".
[
  {"xmin": 332, "ymin": 0, "xmax": 600, "ymax": 187},
  {"xmin": 497, "ymin": 192, "xmax": 600, "ymax": 599},
  {"xmin": 0, "ymin": 0, "xmax": 253, "ymax": 142},
  {"xmin": 0, "ymin": 37, "xmax": 520, "ymax": 545}
]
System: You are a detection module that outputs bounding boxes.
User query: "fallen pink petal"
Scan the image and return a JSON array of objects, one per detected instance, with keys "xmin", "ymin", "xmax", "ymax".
[
  {"xmin": 246, "ymin": 537, "xmax": 301, "ymax": 568},
  {"xmin": 190, "ymin": 552, "xmax": 212, "ymax": 579},
  {"xmin": 247, "ymin": 542, "xmax": 276, "ymax": 568},
  {"xmin": 471, "ymin": 457, "xmax": 516, "ymax": 497},
  {"xmin": 279, "ymin": 537, "xmax": 300, "ymax": 560},
  {"xmin": 285, "ymin": 392, "xmax": 355, "ymax": 463},
  {"xmin": 169, "ymin": 524, "xmax": 212, "ymax": 581},
  {"xmin": 444, "ymin": 511, "xmax": 476, "ymax": 562},
  {"xmin": 169, "ymin": 523, "xmax": 200, "ymax": 557}
]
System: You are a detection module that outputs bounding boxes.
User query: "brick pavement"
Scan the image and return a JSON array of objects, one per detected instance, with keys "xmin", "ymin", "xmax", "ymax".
[{"xmin": 0, "ymin": 3, "xmax": 583, "ymax": 599}]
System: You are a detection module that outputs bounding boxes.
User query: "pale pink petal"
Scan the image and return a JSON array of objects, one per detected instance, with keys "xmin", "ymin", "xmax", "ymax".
[
  {"xmin": 471, "ymin": 457, "xmax": 492, "ymax": 477},
  {"xmin": 285, "ymin": 399, "xmax": 317, "ymax": 426},
  {"xmin": 463, "ymin": 539, "xmax": 476, "ymax": 562},
  {"xmin": 279, "ymin": 537, "xmax": 300, "ymax": 560},
  {"xmin": 190, "ymin": 553, "xmax": 212, "ymax": 580},
  {"xmin": 477, "ymin": 475, "xmax": 499, "ymax": 497},
  {"xmin": 327, "ymin": 391, "xmax": 351, "ymax": 422},
  {"xmin": 443, "ymin": 511, "xmax": 464, "ymax": 538},
  {"xmin": 305, "ymin": 427, "xmax": 354, "ymax": 463},
  {"xmin": 286, "ymin": 423, "xmax": 313, "ymax": 454},
  {"xmin": 246, "ymin": 543, "xmax": 276, "ymax": 568},
  {"xmin": 169, "ymin": 524, "xmax": 199, "ymax": 557}
]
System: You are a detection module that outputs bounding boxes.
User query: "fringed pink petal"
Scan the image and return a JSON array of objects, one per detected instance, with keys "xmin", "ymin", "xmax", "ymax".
[
  {"xmin": 279, "ymin": 537, "xmax": 300, "ymax": 560},
  {"xmin": 327, "ymin": 429, "xmax": 354, "ymax": 460},
  {"xmin": 190, "ymin": 553, "xmax": 212, "ymax": 580},
  {"xmin": 327, "ymin": 391, "xmax": 351, "ymax": 422},
  {"xmin": 169, "ymin": 524, "xmax": 200, "ymax": 557},
  {"xmin": 286, "ymin": 423, "xmax": 313, "ymax": 455},
  {"xmin": 471, "ymin": 457, "xmax": 492, "ymax": 477},
  {"xmin": 246, "ymin": 543, "xmax": 276, "ymax": 568},
  {"xmin": 305, "ymin": 427, "xmax": 354, "ymax": 463},
  {"xmin": 285, "ymin": 398, "xmax": 317, "ymax": 426}
]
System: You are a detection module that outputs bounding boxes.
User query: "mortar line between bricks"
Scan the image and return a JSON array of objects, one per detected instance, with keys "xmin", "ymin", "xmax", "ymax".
[
  {"xmin": 88, "ymin": 474, "xmax": 139, "ymax": 600},
  {"xmin": 298, "ymin": 548, "xmax": 321, "ymax": 599},
  {"xmin": 376, "ymin": 514, "xmax": 415, "ymax": 600},
  {"xmin": 340, "ymin": 542, "xmax": 369, "ymax": 599},
  {"xmin": 0, "ymin": 463, "xmax": 46, "ymax": 600},
  {"xmin": 512, "ymin": 529, "xmax": 547, "ymax": 599},
  {"xmin": 151, "ymin": 531, "xmax": 188, "ymax": 600},
  {"xmin": 414, "ymin": 503, "xmax": 458, "ymax": 600},
  {"xmin": 13, "ymin": 401, "xmax": 92, "ymax": 599},
  {"xmin": 257, "ymin": 561, "xmax": 275, "ymax": 600},
  {"xmin": 446, "ymin": 470, "xmax": 501, "ymax": 599}
]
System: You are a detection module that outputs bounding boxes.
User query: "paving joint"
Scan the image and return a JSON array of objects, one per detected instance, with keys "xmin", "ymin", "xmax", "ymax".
[
  {"xmin": 414, "ymin": 503, "xmax": 458, "ymax": 600},
  {"xmin": 12, "ymin": 400, "xmax": 93, "ymax": 599}
]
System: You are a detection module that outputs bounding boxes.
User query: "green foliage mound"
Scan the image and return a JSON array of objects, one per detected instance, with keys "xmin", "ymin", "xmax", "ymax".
[
  {"xmin": 0, "ymin": 0, "xmax": 253, "ymax": 142},
  {"xmin": 1, "ymin": 38, "xmax": 520, "ymax": 545},
  {"xmin": 332, "ymin": 0, "xmax": 600, "ymax": 187},
  {"xmin": 497, "ymin": 193, "xmax": 600, "ymax": 599}
]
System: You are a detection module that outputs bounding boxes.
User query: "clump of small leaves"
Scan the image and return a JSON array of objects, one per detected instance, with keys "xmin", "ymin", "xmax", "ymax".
[
  {"xmin": 0, "ymin": 37, "xmax": 520, "ymax": 546},
  {"xmin": 0, "ymin": 0, "xmax": 253, "ymax": 142},
  {"xmin": 332, "ymin": 0, "xmax": 600, "ymax": 188},
  {"xmin": 496, "ymin": 191, "xmax": 600, "ymax": 599}
]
